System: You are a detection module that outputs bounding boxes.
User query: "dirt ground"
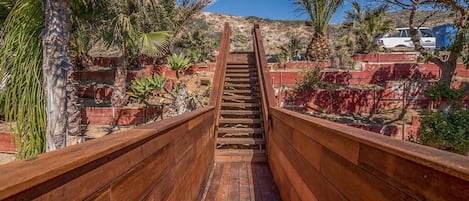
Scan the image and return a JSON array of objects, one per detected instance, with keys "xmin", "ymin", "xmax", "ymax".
[{"xmin": 305, "ymin": 108, "xmax": 422, "ymax": 126}]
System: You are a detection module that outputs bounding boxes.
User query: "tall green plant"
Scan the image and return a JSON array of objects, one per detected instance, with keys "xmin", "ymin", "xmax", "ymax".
[
  {"xmin": 278, "ymin": 36, "xmax": 301, "ymax": 62},
  {"xmin": 167, "ymin": 53, "xmax": 191, "ymax": 80},
  {"xmin": 343, "ymin": 1, "xmax": 394, "ymax": 53},
  {"xmin": 0, "ymin": 0, "xmax": 45, "ymax": 158},
  {"xmin": 293, "ymin": 0, "xmax": 344, "ymax": 61}
]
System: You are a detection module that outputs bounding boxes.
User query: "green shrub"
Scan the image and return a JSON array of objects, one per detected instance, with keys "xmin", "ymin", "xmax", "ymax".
[
  {"xmin": 418, "ymin": 109, "xmax": 469, "ymax": 155},
  {"xmin": 424, "ymin": 82, "xmax": 464, "ymax": 102},
  {"xmin": 294, "ymin": 68, "xmax": 322, "ymax": 92},
  {"xmin": 127, "ymin": 74, "xmax": 166, "ymax": 103}
]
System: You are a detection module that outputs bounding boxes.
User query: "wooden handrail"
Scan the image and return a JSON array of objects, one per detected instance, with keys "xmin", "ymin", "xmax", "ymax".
[
  {"xmin": 0, "ymin": 107, "xmax": 215, "ymax": 200},
  {"xmin": 268, "ymin": 107, "xmax": 469, "ymax": 200},
  {"xmin": 252, "ymin": 24, "xmax": 277, "ymax": 155},
  {"xmin": 208, "ymin": 22, "xmax": 231, "ymax": 132},
  {"xmin": 253, "ymin": 25, "xmax": 277, "ymax": 109}
]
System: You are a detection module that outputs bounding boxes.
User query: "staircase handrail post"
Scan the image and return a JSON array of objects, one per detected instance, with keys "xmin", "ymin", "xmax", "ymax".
[{"xmin": 208, "ymin": 22, "xmax": 231, "ymax": 135}]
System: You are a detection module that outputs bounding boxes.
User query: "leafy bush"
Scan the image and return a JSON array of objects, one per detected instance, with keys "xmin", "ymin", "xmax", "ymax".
[
  {"xmin": 127, "ymin": 74, "xmax": 166, "ymax": 103},
  {"xmin": 418, "ymin": 109, "xmax": 469, "ymax": 155},
  {"xmin": 294, "ymin": 68, "xmax": 322, "ymax": 92},
  {"xmin": 424, "ymin": 82, "xmax": 465, "ymax": 102}
]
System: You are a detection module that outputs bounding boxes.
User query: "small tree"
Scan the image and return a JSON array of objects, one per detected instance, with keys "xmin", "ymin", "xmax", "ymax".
[{"xmin": 278, "ymin": 35, "xmax": 302, "ymax": 62}]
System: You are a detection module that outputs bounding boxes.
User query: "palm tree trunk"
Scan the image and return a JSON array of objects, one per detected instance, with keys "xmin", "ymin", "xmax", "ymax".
[
  {"xmin": 43, "ymin": 0, "xmax": 71, "ymax": 151},
  {"xmin": 111, "ymin": 52, "xmax": 129, "ymax": 107},
  {"xmin": 306, "ymin": 32, "xmax": 331, "ymax": 61},
  {"xmin": 66, "ymin": 67, "xmax": 83, "ymax": 145}
]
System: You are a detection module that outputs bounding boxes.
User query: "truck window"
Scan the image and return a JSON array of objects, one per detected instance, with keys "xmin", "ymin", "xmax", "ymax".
[{"xmin": 420, "ymin": 29, "xmax": 434, "ymax": 37}]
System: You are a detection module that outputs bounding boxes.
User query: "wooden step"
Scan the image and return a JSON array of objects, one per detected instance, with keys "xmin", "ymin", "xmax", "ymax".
[
  {"xmin": 225, "ymin": 73, "xmax": 250, "ymax": 78},
  {"xmin": 218, "ymin": 127, "xmax": 263, "ymax": 134},
  {"xmin": 226, "ymin": 69, "xmax": 256, "ymax": 73},
  {"xmin": 217, "ymin": 138, "xmax": 264, "ymax": 145},
  {"xmin": 221, "ymin": 103, "xmax": 260, "ymax": 108},
  {"xmin": 220, "ymin": 110, "xmax": 261, "ymax": 115},
  {"xmin": 222, "ymin": 96, "xmax": 258, "ymax": 100},
  {"xmin": 215, "ymin": 149, "xmax": 266, "ymax": 162},
  {"xmin": 219, "ymin": 118, "xmax": 262, "ymax": 124},
  {"xmin": 224, "ymin": 78, "xmax": 258, "ymax": 82},
  {"xmin": 226, "ymin": 65, "xmax": 250, "ymax": 70},
  {"xmin": 224, "ymin": 90, "xmax": 257, "ymax": 94},
  {"xmin": 224, "ymin": 83, "xmax": 256, "ymax": 88},
  {"xmin": 223, "ymin": 92, "xmax": 259, "ymax": 97}
]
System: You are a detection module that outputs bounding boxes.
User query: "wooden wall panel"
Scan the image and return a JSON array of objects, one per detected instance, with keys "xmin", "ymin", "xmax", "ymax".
[
  {"xmin": 268, "ymin": 107, "xmax": 469, "ymax": 201},
  {"xmin": 270, "ymin": 122, "xmax": 345, "ymax": 201},
  {"xmin": 358, "ymin": 144, "xmax": 469, "ymax": 200},
  {"xmin": 0, "ymin": 107, "xmax": 215, "ymax": 201}
]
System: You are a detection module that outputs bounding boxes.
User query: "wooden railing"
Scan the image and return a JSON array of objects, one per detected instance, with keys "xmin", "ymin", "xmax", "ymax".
[
  {"xmin": 208, "ymin": 22, "xmax": 231, "ymax": 131},
  {"xmin": 252, "ymin": 24, "xmax": 277, "ymax": 156},
  {"xmin": 0, "ymin": 107, "xmax": 215, "ymax": 200},
  {"xmin": 267, "ymin": 108, "xmax": 469, "ymax": 200}
]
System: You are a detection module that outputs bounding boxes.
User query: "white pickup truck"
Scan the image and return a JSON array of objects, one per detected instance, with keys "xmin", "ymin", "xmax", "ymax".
[{"xmin": 375, "ymin": 27, "xmax": 436, "ymax": 50}]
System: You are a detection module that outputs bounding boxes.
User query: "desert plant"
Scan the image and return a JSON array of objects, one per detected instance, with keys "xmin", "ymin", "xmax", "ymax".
[
  {"xmin": 278, "ymin": 36, "xmax": 302, "ymax": 62},
  {"xmin": 294, "ymin": 68, "xmax": 322, "ymax": 92},
  {"xmin": 418, "ymin": 109, "xmax": 469, "ymax": 155},
  {"xmin": 127, "ymin": 74, "xmax": 167, "ymax": 104},
  {"xmin": 167, "ymin": 53, "xmax": 191, "ymax": 79}
]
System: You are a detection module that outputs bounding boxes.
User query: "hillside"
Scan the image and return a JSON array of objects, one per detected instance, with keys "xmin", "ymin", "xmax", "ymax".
[{"xmin": 194, "ymin": 10, "xmax": 456, "ymax": 55}]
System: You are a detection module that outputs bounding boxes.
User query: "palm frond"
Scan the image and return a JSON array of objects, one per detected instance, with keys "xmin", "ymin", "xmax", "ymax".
[
  {"xmin": 0, "ymin": 0, "xmax": 45, "ymax": 159},
  {"xmin": 141, "ymin": 31, "xmax": 170, "ymax": 56}
]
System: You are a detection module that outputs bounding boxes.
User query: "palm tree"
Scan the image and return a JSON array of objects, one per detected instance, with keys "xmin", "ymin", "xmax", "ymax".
[
  {"xmin": 0, "ymin": 0, "xmax": 45, "ymax": 157},
  {"xmin": 343, "ymin": 2, "xmax": 394, "ymax": 54},
  {"xmin": 293, "ymin": 0, "xmax": 344, "ymax": 61}
]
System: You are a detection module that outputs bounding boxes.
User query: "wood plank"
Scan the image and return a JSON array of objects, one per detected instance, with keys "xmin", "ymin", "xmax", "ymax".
[
  {"xmin": 220, "ymin": 110, "xmax": 260, "ymax": 115},
  {"xmin": 271, "ymin": 108, "xmax": 360, "ymax": 164},
  {"xmin": 218, "ymin": 127, "xmax": 263, "ymax": 134},
  {"xmin": 227, "ymin": 163, "xmax": 240, "ymax": 201},
  {"xmin": 35, "ymin": 124, "xmax": 188, "ymax": 201},
  {"xmin": 320, "ymin": 148, "xmax": 416, "ymax": 201},
  {"xmin": 272, "ymin": 118, "xmax": 322, "ymax": 171},
  {"xmin": 217, "ymin": 138, "xmax": 264, "ymax": 145},
  {"xmin": 269, "ymin": 141, "xmax": 318, "ymax": 201},
  {"xmin": 270, "ymin": 130, "xmax": 343, "ymax": 201},
  {"xmin": 215, "ymin": 163, "xmax": 230, "ymax": 200},
  {"xmin": 204, "ymin": 163, "xmax": 224, "ymax": 200},
  {"xmin": 239, "ymin": 163, "xmax": 251, "ymax": 201},
  {"xmin": 110, "ymin": 143, "xmax": 175, "ymax": 201},
  {"xmin": 219, "ymin": 118, "xmax": 262, "ymax": 124},
  {"xmin": 87, "ymin": 187, "xmax": 110, "ymax": 201},
  {"xmin": 358, "ymin": 144, "xmax": 469, "ymax": 200}
]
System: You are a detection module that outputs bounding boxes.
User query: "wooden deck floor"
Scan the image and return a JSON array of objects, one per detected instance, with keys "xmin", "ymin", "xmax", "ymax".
[{"xmin": 203, "ymin": 162, "xmax": 281, "ymax": 201}]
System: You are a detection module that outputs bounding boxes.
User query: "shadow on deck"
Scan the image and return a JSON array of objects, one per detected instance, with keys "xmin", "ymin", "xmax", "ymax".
[{"xmin": 204, "ymin": 162, "xmax": 280, "ymax": 201}]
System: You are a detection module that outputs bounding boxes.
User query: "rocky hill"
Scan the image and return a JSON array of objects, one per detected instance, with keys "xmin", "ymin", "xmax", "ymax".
[{"xmin": 194, "ymin": 10, "xmax": 456, "ymax": 55}]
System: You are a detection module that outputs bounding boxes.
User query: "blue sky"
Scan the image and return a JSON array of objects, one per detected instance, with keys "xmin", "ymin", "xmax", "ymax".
[{"xmin": 205, "ymin": 0, "xmax": 369, "ymax": 24}]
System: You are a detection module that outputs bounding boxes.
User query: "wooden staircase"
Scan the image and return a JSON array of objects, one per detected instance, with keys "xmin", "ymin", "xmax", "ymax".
[{"xmin": 215, "ymin": 53, "xmax": 266, "ymax": 162}]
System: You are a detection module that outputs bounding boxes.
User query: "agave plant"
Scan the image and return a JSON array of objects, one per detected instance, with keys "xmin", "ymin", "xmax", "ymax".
[
  {"xmin": 127, "ymin": 74, "xmax": 167, "ymax": 104},
  {"xmin": 167, "ymin": 53, "xmax": 191, "ymax": 80}
]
